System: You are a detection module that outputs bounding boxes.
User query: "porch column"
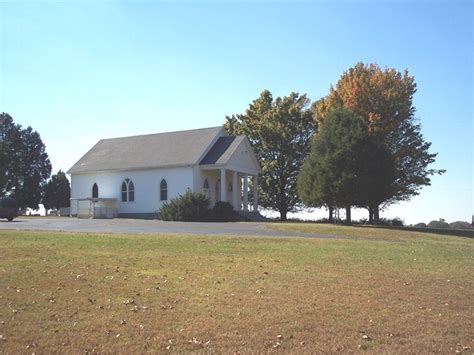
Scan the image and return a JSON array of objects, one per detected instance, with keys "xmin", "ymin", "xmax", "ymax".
[
  {"xmin": 220, "ymin": 168, "xmax": 227, "ymax": 202},
  {"xmin": 253, "ymin": 175, "xmax": 258, "ymax": 212},
  {"xmin": 232, "ymin": 171, "xmax": 238, "ymax": 210},
  {"xmin": 243, "ymin": 174, "xmax": 248, "ymax": 211}
]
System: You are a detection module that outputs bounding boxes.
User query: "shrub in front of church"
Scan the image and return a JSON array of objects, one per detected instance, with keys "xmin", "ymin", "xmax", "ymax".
[
  {"xmin": 159, "ymin": 191, "xmax": 210, "ymax": 221},
  {"xmin": 210, "ymin": 201, "xmax": 235, "ymax": 222}
]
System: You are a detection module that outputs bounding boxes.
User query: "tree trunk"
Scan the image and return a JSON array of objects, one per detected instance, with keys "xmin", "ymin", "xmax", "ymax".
[
  {"xmin": 328, "ymin": 206, "xmax": 334, "ymax": 223},
  {"xmin": 368, "ymin": 206, "xmax": 374, "ymax": 224},
  {"xmin": 280, "ymin": 210, "xmax": 287, "ymax": 221},
  {"xmin": 374, "ymin": 206, "xmax": 380, "ymax": 224},
  {"xmin": 345, "ymin": 206, "xmax": 351, "ymax": 225}
]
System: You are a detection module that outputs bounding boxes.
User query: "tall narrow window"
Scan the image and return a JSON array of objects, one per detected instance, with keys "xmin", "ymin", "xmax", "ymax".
[
  {"xmin": 128, "ymin": 180, "xmax": 134, "ymax": 202},
  {"xmin": 203, "ymin": 179, "xmax": 210, "ymax": 199},
  {"xmin": 121, "ymin": 181, "xmax": 127, "ymax": 202},
  {"xmin": 121, "ymin": 178, "xmax": 134, "ymax": 202},
  {"xmin": 92, "ymin": 183, "xmax": 99, "ymax": 198},
  {"xmin": 160, "ymin": 179, "xmax": 168, "ymax": 201}
]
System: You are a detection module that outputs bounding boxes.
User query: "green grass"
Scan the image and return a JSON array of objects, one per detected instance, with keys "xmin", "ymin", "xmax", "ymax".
[
  {"xmin": 268, "ymin": 222, "xmax": 474, "ymax": 241},
  {"xmin": 0, "ymin": 227, "xmax": 473, "ymax": 353}
]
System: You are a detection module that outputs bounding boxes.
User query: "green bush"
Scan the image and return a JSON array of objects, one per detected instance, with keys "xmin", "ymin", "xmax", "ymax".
[
  {"xmin": 427, "ymin": 219, "xmax": 449, "ymax": 229},
  {"xmin": 390, "ymin": 217, "xmax": 404, "ymax": 227},
  {"xmin": 159, "ymin": 191, "xmax": 210, "ymax": 221},
  {"xmin": 449, "ymin": 221, "xmax": 473, "ymax": 230},
  {"xmin": 413, "ymin": 222, "xmax": 427, "ymax": 228},
  {"xmin": 211, "ymin": 201, "xmax": 235, "ymax": 222},
  {"xmin": 355, "ymin": 217, "xmax": 404, "ymax": 226}
]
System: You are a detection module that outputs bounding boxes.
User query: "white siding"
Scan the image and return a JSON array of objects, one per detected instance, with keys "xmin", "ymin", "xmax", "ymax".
[{"xmin": 70, "ymin": 167, "xmax": 194, "ymax": 215}]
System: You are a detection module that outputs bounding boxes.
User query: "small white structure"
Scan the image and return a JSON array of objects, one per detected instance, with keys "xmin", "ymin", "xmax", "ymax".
[{"xmin": 67, "ymin": 126, "xmax": 261, "ymax": 218}]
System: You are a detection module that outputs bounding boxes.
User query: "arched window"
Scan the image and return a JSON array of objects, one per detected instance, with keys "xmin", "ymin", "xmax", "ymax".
[
  {"xmin": 203, "ymin": 179, "xmax": 210, "ymax": 199},
  {"xmin": 128, "ymin": 180, "xmax": 134, "ymax": 202},
  {"xmin": 160, "ymin": 179, "xmax": 168, "ymax": 201},
  {"xmin": 92, "ymin": 183, "xmax": 99, "ymax": 198},
  {"xmin": 121, "ymin": 181, "xmax": 127, "ymax": 202},
  {"xmin": 121, "ymin": 178, "xmax": 134, "ymax": 202}
]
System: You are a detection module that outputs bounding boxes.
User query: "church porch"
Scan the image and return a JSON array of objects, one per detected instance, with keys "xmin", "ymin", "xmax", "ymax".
[{"xmin": 199, "ymin": 167, "xmax": 258, "ymax": 212}]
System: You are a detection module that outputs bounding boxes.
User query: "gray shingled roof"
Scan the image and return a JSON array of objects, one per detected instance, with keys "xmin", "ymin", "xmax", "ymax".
[
  {"xmin": 199, "ymin": 135, "xmax": 246, "ymax": 165},
  {"xmin": 68, "ymin": 126, "xmax": 224, "ymax": 174}
]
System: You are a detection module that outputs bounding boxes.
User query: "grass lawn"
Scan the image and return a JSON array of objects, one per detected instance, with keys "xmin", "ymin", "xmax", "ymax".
[
  {"xmin": 0, "ymin": 227, "xmax": 473, "ymax": 353},
  {"xmin": 268, "ymin": 222, "xmax": 474, "ymax": 241}
]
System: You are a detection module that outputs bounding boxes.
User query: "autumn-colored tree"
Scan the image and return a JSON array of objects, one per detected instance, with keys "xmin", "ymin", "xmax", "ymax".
[
  {"xmin": 313, "ymin": 63, "xmax": 444, "ymax": 223},
  {"xmin": 225, "ymin": 90, "xmax": 315, "ymax": 220}
]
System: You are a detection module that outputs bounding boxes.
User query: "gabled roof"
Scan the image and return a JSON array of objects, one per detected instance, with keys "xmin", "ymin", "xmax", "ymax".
[
  {"xmin": 199, "ymin": 136, "xmax": 246, "ymax": 165},
  {"xmin": 199, "ymin": 135, "xmax": 261, "ymax": 175},
  {"xmin": 68, "ymin": 126, "xmax": 224, "ymax": 174}
]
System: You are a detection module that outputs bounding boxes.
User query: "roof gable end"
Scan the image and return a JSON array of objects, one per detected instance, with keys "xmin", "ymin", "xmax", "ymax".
[{"xmin": 200, "ymin": 135, "xmax": 261, "ymax": 175}]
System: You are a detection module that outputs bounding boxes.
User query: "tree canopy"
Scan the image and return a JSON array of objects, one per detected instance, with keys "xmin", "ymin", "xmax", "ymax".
[
  {"xmin": 312, "ymin": 63, "xmax": 444, "ymax": 221},
  {"xmin": 298, "ymin": 108, "xmax": 395, "ymax": 223},
  {"xmin": 225, "ymin": 90, "xmax": 315, "ymax": 220},
  {"xmin": 0, "ymin": 113, "xmax": 52, "ymax": 210},
  {"xmin": 43, "ymin": 170, "xmax": 71, "ymax": 210}
]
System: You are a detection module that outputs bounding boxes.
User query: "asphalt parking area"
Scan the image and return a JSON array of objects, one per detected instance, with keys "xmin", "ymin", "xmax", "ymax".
[{"xmin": 0, "ymin": 217, "xmax": 351, "ymax": 240}]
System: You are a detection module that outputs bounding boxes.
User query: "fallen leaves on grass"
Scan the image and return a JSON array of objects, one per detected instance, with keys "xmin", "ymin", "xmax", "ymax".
[{"xmin": 187, "ymin": 337, "xmax": 210, "ymax": 347}]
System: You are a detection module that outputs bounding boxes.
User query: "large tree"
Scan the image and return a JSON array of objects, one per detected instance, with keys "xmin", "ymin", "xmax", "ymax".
[
  {"xmin": 298, "ymin": 108, "xmax": 394, "ymax": 224},
  {"xmin": 313, "ymin": 63, "xmax": 444, "ymax": 222},
  {"xmin": 0, "ymin": 113, "xmax": 52, "ymax": 209},
  {"xmin": 43, "ymin": 170, "xmax": 71, "ymax": 210},
  {"xmin": 356, "ymin": 136, "xmax": 396, "ymax": 223},
  {"xmin": 225, "ymin": 90, "xmax": 315, "ymax": 220},
  {"xmin": 0, "ymin": 113, "xmax": 19, "ymax": 191}
]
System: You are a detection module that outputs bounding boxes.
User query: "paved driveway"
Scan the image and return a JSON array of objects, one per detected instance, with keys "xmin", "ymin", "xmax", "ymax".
[{"xmin": 0, "ymin": 217, "xmax": 351, "ymax": 240}]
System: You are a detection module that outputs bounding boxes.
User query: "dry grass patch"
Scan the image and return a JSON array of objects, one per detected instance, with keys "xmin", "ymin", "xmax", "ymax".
[{"xmin": 0, "ymin": 229, "xmax": 472, "ymax": 353}]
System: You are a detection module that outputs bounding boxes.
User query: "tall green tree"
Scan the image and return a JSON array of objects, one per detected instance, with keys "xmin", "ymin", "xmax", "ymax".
[
  {"xmin": 298, "ymin": 108, "xmax": 393, "ymax": 223},
  {"xmin": 355, "ymin": 136, "xmax": 395, "ymax": 223},
  {"xmin": 313, "ymin": 63, "xmax": 444, "ymax": 222},
  {"xmin": 0, "ymin": 113, "xmax": 52, "ymax": 209},
  {"xmin": 225, "ymin": 90, "xmax": 315, "ymax": 220},
  {"xmin": 0, "ymin": 113, "xmax": 19, "ymax": 191},
  {"xmin": 43, "ymin": 170, "xmax": 71, "ymax": 210}
]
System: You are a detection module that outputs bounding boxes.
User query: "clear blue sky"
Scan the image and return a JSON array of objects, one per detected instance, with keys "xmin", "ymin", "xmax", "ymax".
[{"xmin": 1, "ymin": 0, "xmax": 472, "ymax": 224}]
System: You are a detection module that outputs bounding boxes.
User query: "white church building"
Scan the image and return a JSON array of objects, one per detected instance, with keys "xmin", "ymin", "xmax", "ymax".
[{"xmin": 68, "ymin": 126, "xmax": 261, "ymax": 219}]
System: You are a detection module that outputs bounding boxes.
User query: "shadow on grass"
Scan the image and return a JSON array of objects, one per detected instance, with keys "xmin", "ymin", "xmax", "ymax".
[
  {"xmin": 355, "ymin": 224, "xmax": 474, "ymax": 239},
  {"xmin": 270, "ymin": 219, "xmax": 474, "ymax": 239}
]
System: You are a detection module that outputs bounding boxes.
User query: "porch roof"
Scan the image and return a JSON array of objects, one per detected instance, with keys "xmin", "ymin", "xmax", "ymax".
[{"xmin": 199, "ymin": 136, "xmax": 246, "ymax": 165}]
